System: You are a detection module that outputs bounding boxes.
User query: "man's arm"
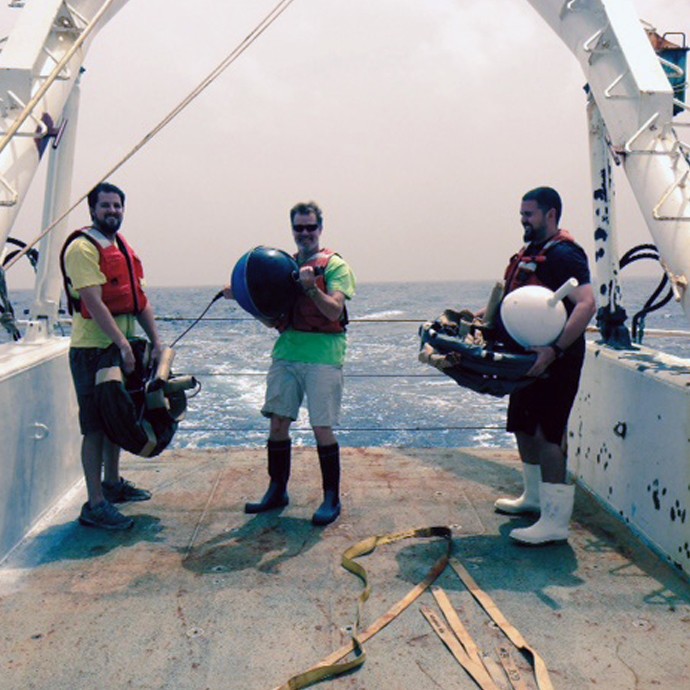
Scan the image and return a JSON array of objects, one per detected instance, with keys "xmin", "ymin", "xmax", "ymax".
[
  {"xmin": 304, "ymin": 285, "xmax": 346, "ymax": 322},
  {"xmin": 79, "ymin": 286, "xmax": 137, "ymax": 374},
  {"xmin": 136, "ymin": 301, "xmax": 164, "ymax": 364},
  {"xmin": 298, "ymin": 265, "xmax": 346, "ymax": 322},
  {"xmin": 526, "ymin": 283, "xmax": 597, "ymax": 376}
]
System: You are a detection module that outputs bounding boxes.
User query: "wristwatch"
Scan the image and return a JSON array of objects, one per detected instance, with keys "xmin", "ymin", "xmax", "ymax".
[{"xmin": 550, "ymin": 343, "xmax": 565, "ymax": 359}]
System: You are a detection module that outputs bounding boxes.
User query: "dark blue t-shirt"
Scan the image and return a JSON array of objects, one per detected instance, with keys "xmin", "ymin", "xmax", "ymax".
[
  {"xmin": 497, "ymin": 237, "xmax": 592, "ymax": 353},
  {"xmin": 526, "ymin": 240, "xmax": 591, "ymax": 315}
]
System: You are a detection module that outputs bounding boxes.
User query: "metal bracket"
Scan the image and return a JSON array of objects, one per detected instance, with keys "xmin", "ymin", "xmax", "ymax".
[
  {"xmin": 559, "ymin": 0, "xmax": 582, "ymax": 19},
  {"xmin": 41, "ymin": 46, "xmax": 72, "ymax": 81},
  {"xmin": 604, "ymin": 71, "xmax": 630, "ymax": 99},
  {"xmin": 660, "ymin": 260, "xmax": 689, "ymax": 300},
  {"xmin": 0, "ymin": 91, "xmax": 49, "ymax": 137},
  {"xmin": 64, "ymin": 3, "xmax": 89, "ymax": 29},
  {"xmin": 583, "ymin": 27, "xmax": 609, "ymax": 57},
  {"xmin": 624, "ymin": 112, "xmax": 660, "ymax": 153},
  {"xmin": 653, "ymin": 169, "xmax": 690, "ymax": 221},
  {"xmin": 0, "ymin": 174, "xmax": 18, "ymax": 207}
]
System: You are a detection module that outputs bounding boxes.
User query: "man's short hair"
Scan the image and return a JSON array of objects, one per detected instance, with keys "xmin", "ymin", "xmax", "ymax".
[
  {"xmin": 290, "ymin": 201, "xmax": 323, "ymax": 227},
  {"xmin": 522, "ymin": 186, "xmax": 562, "ymax": 224},
  {"xmin": 88, "ymin": 182, "xmax": 125, "ymax": 210}
]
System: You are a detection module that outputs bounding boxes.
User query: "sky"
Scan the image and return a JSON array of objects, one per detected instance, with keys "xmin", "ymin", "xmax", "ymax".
[{"xmin": 2, "ymin": 0, "xmax": 689, "ymax": 289}]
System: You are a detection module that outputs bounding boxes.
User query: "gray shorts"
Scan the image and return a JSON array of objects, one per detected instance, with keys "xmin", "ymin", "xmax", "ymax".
[{"xmin": 261, "ymin": 359, "xmax": 344, "ymax": 427}]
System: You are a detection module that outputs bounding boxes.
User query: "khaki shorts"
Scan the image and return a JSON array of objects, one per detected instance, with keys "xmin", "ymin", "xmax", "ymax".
[{"xmin": 261, "ymin": 359, "xmax": 344, "ymax": 427}]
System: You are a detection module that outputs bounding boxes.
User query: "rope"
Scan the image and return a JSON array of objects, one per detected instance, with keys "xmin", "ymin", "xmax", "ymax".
[
  {"xmin": 176, "ymin": 425, "xmax": 506, "ymax": 434},
  {"xmin": 168, "ymin": 290, "xmax": 223, "ymax": 349},
  {"xmin": 167, "ymin": 371, "xmax": 443, "ymax": 378},
  {"xmin": 155, "ymin": 316, "xmax": 428, "ymax": 324},
  {"xmin": 3, "ymin": 0, "xmax": 298, "ymax": 272}
]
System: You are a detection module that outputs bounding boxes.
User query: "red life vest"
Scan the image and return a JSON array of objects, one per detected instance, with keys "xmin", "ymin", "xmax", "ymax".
[
  {"xmin": 282, "ymin": 248, "xmax": 348, "ymax": 333},
  {"xmin": 503, "ymin": 229, "xmax": 576, "ymax": 294},
  {"xmin": 60, "ymin": 228, "xmax": 148, "ymax": 318}
]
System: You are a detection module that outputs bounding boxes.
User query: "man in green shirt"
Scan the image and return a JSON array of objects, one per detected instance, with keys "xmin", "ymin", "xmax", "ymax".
[
  {"xmin": 62, "ymin": 182, "xmax": 163, "ymax": 530},
  {"xmin": 224, "ymin": 201, "xmax": 356, "ymax": 525}
]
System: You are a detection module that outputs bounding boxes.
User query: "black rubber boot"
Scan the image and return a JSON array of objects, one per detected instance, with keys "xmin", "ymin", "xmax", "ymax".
[
  {"xmin": 312, "ymin": 443, "xmax": 341, "ymax": 526},
  {"xmin": 245, "ymin": 439, "xmax": 291, "ymax": 514}
]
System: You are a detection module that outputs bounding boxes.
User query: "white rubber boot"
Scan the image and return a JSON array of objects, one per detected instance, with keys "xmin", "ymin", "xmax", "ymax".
[
  {"xmin": 510, "ymin": 483, "xmax": 575, "ymax": 545},
  {"xmin": 494, "ymin": 463, "xmax": 541, "ymax": 515}
]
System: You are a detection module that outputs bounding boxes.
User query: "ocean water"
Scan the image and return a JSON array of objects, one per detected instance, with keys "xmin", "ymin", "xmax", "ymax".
[
  {"xmin": 5, "ymin": 277, "xmax": 689, "ymax": 449},
  {"xmin": 146, "ymin": 276, "xmax": 690, "ymax": 450},
  {"xmin": 151, "ymin": 280, "xmax": 513, "ymax": 450}
]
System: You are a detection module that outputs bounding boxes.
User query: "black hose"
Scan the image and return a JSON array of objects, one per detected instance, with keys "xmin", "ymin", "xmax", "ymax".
[{"xmin": 619, "ymin": 243, "xmax": 674, "ymax": 342}]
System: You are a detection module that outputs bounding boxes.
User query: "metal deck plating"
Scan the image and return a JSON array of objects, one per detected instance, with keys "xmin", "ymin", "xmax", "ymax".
[{"xmin": 1, "ymin": 447, "xmax": 688, "ymax": 689}]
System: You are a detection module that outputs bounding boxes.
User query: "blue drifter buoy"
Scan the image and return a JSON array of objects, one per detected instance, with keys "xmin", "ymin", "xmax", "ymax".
[{"xmin": 231, "ymin": 246, "xmax": 300, "ymax": 323}]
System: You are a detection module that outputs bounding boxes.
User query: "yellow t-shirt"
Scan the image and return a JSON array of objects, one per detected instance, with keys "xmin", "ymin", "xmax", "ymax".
[{"xmin": 63, "ymin": 232, "xmax": 137, "ymax": 348}]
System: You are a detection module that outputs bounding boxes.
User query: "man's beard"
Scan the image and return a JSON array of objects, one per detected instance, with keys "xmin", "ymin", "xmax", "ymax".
[
  {"xmin": 523, "ymin": 225, "xmax": 545, "ymax": 243},
  {"xmin": 94, "ymin": 215, "xmax": 121, "ymax": 235}
]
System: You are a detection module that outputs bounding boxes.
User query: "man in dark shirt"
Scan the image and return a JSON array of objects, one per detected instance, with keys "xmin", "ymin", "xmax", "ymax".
[{"xmin": 494, "ymin": 187, "xmax": 596, "ymax": 545}]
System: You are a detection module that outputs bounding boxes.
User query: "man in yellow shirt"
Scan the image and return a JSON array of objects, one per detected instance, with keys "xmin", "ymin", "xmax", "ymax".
[{"xmin": 61, "ymin": 182, "xmax": 163, "ymax": 530}]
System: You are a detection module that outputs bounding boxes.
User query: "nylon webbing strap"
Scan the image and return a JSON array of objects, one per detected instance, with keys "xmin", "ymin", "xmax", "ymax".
[
  {"xmin": 271, "ymin": 530, "xmax": 553, "ymax": 690},
  {"xmin": 95, "ymin": 366, "xmax": 122, "ymax": 386},
  {"xmin": 449, "ymin": 558, "xmax": 554, "ymax": 690},
  {"xmin": 497, "ymin": 646, "xmax": 531, "ymax": 690},
  {"xmin": 138, "ymin": 419, "xmax": 157, "ymax": 458},
  {"xmin": 429, "ymin": 587, "xmax": 498, "ymax": 689},
  {"xmin": 421, "ymin": 605, "xmax": 499, "ymax": 690},
  {"xmin": 273, "ymin": 526, "xmax": 452, "ymax": 690}
]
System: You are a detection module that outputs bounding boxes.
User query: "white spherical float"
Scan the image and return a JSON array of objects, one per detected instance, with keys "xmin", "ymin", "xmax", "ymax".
[{"xmin": 500, "ymin": 278, "xmax": 579, "ymax": 348}]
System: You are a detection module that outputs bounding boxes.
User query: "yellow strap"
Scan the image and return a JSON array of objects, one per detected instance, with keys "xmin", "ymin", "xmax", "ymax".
[
  {"xmin": 421, "ymin": 605, "xmax": 499, "ymax": 690},
  {"xmin": 95, "ymin": 366, "xmax": 122, "ymax": 386},
  {"xmin": 449, "ymin": 558, "xmax": 554, "ymax": 690},
  {"xmin": 145, "ymin": 389, "xmax": 167, "ymax": 410},
  {"xmin": 273, "ymin": 527, "xmax": 451, "ymax": 690},
  {"xmin": 271, "ymin": 530, "xmax": 553, "ymax": 690},
  {"xmin": 138, "ymin": 419, "xmax": 158, "ymax": 458},
  {"xmin": 430, "ymin": 588, "xmax": 498, "ymax": 689},
  {"xmin": 497, "ymin": 646, "xmax": 531, "ymax": 690}
]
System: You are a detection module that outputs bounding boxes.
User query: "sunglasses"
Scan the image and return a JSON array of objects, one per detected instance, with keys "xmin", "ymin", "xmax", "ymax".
[{"xmin": 292, "ymin": 224, "xmax": 320, "ymax": 233}]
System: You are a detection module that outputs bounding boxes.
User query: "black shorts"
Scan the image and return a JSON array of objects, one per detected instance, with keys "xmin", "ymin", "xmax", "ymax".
[
  {"xmin": 69, "ymin": 347, "xmax": 105, "ymax": 435},
  {"xmin": 506, "ymin": 353, "xmax": 585, "ymax": 445}
]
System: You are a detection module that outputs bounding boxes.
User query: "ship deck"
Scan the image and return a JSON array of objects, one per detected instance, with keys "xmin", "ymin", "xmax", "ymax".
[{"xmin": 1, "ymin": 446, "xmax": 689, "ymax": 690}]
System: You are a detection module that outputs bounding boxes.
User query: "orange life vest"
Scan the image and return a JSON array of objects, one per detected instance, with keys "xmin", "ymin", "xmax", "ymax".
[
  {"xmin": 60, "ymin": 228, "xmax": 148, "ymax": 318},
  {"xmin": 503, "ymin": 229, "xmax": 576, "ymax": 294},
  {"xmin": 282, "ymin": 248, "xmax": 348, "ymax": 333}
]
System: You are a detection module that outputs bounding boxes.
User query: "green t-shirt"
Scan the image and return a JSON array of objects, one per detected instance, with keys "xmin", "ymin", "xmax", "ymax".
[
  {"xmin": 272, "ymin": 253, "xmax": 356, "ymax": 366},
  {"xmin": 63, "ymin": 232, "xmax": 138, "ymax": 348}
]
